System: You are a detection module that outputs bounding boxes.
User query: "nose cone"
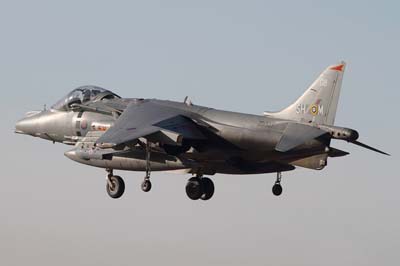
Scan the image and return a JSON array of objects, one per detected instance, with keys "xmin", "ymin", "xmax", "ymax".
[
  {"xmin": 15, "ymin": 111, "xmax": 41, "ymax": 136},
  {"xmin": 64, "ymin": 150, "xmax": 80, "ymax": 162}
]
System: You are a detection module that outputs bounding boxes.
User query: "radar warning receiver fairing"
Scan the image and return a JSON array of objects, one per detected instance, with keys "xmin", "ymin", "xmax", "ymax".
[{"xmin": 15, "ymin": 63, "xmax": 389, "ymax": 200}]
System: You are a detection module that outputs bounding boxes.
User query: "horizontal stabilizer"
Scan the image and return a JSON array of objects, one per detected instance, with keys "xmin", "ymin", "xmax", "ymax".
[
  {"xmin": 275, "ymin": 123, "xmax": 327, "ymax": 152},
  {"xmin": 328, "ymin": 147, "xmax": 349, "ymax": 157}
]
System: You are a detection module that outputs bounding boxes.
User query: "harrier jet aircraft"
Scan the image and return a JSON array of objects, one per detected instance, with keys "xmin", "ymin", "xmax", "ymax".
[{"xmin": 15, "ymin": 62, "xmax": 389, "ymax": 200}]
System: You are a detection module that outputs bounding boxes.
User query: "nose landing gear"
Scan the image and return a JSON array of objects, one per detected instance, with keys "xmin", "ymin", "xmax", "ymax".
[
  {"xmin": 141, "ymin": 179, "xmax": 152, "ymax": 192},
  {"xmin": 104, "ymin": 141, "xmax": 155, "ymax": 198},
  {"xmin": 272, "ymin": 172, "xmax": 283, "ymax": 196},
  {"xmin": 106, "ymin": 169, "xmax": 125, "ymax": 199}
]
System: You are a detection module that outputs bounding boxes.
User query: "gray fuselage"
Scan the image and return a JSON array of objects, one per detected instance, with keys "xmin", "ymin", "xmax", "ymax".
[{"xmin": 16, "ymin": 98, "xmax": 327, "ymax": 175}]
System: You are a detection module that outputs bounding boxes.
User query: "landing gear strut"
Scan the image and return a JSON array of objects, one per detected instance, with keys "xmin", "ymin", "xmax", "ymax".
[
  {"xmin": 185, "ymin": 175, "xmax": 215, "ymax": 200},
  {"xmin": 272, "ymin": 172, "xmax": 283, "ymax": 196},
  {"xmin": 106, "ymin": 169, "xmax": 125, "ymax": 199},
  {"xmin": 141, "ymin": 141, "xmax": 152, "ymax": 192}
]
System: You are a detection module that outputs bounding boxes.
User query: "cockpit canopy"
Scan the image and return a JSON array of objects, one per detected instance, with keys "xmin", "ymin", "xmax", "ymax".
[{"xmin": 52, "ymin": 86, "xmax": 120, "ymax": 111}]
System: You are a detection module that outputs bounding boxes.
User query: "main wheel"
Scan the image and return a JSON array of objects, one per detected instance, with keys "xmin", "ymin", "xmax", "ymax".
[
  {"xmin": 186, "ymin": 177, "xmax": 203, "ymax": 200},
  {"xmin": 141, "ymin": 179, "xmax": 152, "ymax": 192},
  {"xmin": 272, "ymin": 183, "xmax": 282, "ymax": 196},
  {"xmin": 106, "ymin": 175, "xmax": 125, "ymax": 199},
  {"xmin": 200, "ymin": 177, "xmax": 215, "ymax": 200}
]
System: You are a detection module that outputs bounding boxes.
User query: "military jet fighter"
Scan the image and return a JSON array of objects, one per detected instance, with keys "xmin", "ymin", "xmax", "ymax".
[{"xmin": 15, "ymin": 62, "xmax": 389, "ymax": 200}]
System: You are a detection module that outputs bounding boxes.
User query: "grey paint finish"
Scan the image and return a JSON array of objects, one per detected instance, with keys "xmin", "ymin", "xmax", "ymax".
[{"xmin": 15, "ymin": 63, "xmax": 388, "ymax": 186}]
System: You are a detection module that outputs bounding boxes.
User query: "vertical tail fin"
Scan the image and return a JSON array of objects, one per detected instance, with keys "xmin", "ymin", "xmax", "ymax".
[{"xmin": 264, "ymin": 61, "xmax": 346, "ymax": 125}]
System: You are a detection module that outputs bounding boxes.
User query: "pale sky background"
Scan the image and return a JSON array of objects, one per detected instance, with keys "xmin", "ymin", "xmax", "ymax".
[{"xmin": 0, "ymin": 1, "xmax": 399, "ymax": 265}]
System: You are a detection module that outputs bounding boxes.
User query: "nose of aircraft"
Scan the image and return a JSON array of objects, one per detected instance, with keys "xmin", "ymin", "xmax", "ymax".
[{"xmin": 15, "ymin": 111, "xmax": 42, "ymax": 136}]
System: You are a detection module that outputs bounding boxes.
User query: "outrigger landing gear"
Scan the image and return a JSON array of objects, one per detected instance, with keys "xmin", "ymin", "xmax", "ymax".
[
  {"xmin": 141, "ymin": 141, "xmax": 152, "ymax": 192},
  {"xmin": 185, "ymin": 174, "xmax": 215, "ymax": 201},
  {"xmin": 272, "ymin": 172, "xmax": 283, "ymax": 196},
  {"xmin": 106, "ymin": 169, "xmax": 125, "ymax": 199}
]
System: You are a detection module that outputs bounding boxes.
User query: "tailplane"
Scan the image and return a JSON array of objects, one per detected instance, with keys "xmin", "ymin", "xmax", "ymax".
[{"xmin": 264, "ymin": 61, "xmax": 346, "ymax": 125}]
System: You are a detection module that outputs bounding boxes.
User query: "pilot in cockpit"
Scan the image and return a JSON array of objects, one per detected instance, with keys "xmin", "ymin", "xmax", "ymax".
[{"xmin": 51, "ymin": 86, "xmax": 120, "ymax": 111}]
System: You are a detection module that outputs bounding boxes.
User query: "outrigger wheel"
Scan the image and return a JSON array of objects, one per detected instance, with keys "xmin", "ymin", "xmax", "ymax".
[
  {"xmin": 141, "ymin": 140, "xmax": 152, "ymax": 193},
  {"xmin": 272, "ymin": 183, "xmax": 283, "ymax": 196},
  {"xmin": 272, "ymin": 172, "xmax": 283, "ymax": 196}
]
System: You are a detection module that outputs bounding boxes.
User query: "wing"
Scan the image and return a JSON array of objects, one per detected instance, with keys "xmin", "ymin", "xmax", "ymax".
[
  {"xmin": 96, "ymin": 100, "xmax": 205, "ymax": 147},
  {"xmin": 275, "ymin": 123, "xmax": 327, "ymax": 152}
]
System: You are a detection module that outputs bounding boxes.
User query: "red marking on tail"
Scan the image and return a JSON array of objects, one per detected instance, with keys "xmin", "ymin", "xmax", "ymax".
[{"xmin": 330, "ymin": 64, "xmax": 344, "ymax": 72}]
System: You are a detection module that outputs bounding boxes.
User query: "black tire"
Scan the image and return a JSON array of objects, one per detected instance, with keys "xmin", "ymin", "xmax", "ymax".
[
  {"xmin": 272, "ymin": 184, "xmax": 283, "ymax": 196},
  {"xmin": 141, "ymin": 179, "xmax": 152, "ymax": 192},
  {"xmin": 106, "ymin": 175, "xmax": 125, "ymax": 199},
  {"xmin": 185, "ymin": 177, "xmax": 203, "ymax": 200},
  {"xmin": 200, "ymin": 177, "xmax": 215, "ymax": 201}
]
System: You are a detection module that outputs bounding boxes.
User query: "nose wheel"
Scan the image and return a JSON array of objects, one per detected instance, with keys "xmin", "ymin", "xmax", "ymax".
[
  {"xmin": 185, "ymin": 176, "xmax": 215, "ymax": 200},
  {"xmin": 272, "ymin": 172, "xmax": 283, "ymax": 196},
  {"xmin": 141, "ymin": 179, "xmax": 152, "ymax": 192},
  {"xmin": 106, "ymin": 169, "xmax": 125, "ymax": 199}
]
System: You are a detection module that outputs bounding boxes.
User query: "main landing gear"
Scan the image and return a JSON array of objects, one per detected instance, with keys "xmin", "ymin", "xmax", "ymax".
[
  {"xmin": 106, "ymin": 169, "xmax": 125, "ymax": 199},
  {"xmin": 185, "ymin": 175, "xmax": 215, "ymax": 201},
  {"xmin": 272, "ymin": 172, "xmax": 283, "ymax": 196}
]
